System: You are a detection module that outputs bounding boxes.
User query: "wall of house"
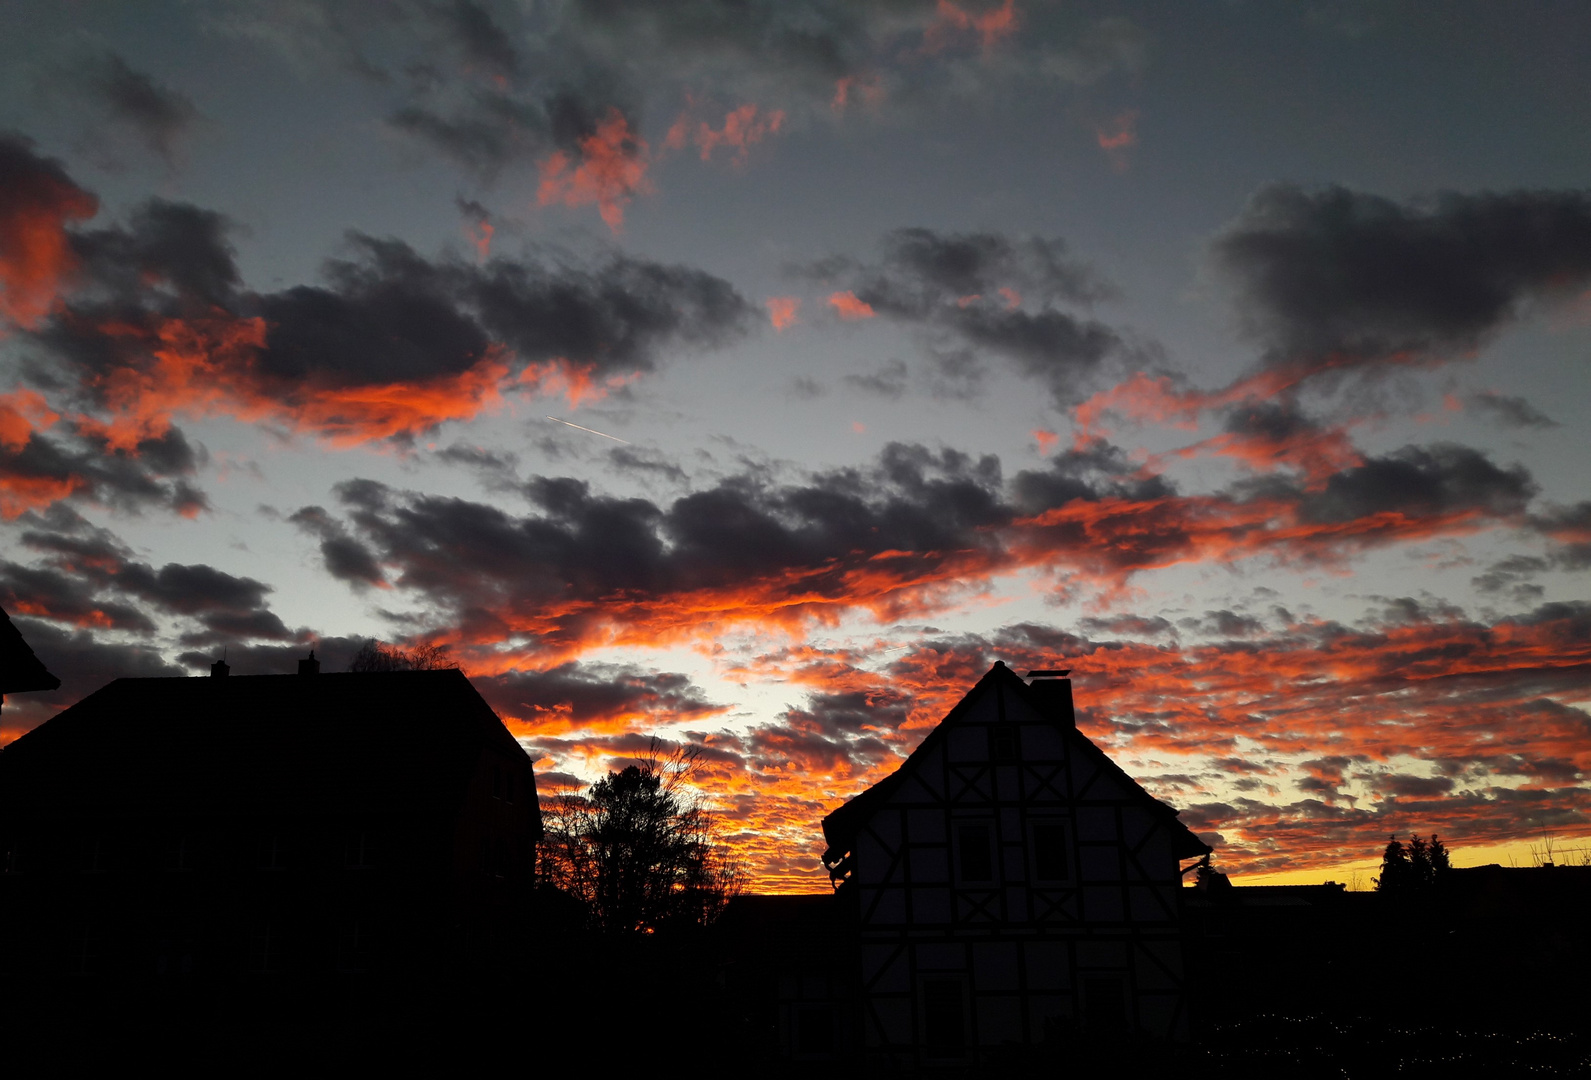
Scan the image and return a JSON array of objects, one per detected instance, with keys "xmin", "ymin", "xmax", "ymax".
[{"xmin": 847, "ymin": 679, "xmax": 1192, "ymax": 1064}]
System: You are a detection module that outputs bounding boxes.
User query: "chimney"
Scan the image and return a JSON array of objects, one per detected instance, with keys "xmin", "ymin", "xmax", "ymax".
[
  {"xmin": 1025, "ymin": 669, "xmax": 1074, "ymax": 728},
  {"xmin": 298, "ymin": 650, "xmax": 320, "ymax": 676},
  {"xmin": 210, "ymin": 658, "xmax": 230, "ymax": 678}
]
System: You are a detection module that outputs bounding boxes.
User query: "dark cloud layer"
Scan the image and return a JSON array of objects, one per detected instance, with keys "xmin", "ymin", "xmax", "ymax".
[
  {"xmin": 297, "ymin": 434, "xmax": 1541, "ymax": 657},
  {"xmin": 1215, "ymin": 184, "xmax": 1591, "ymax": 369},
  {"xmin": 1, "ymin": 507, "xmax": 292, "ymax": 645},
  {"xmin": 473, "ymin": 660, "xmax": 725, "ymax": 732}
]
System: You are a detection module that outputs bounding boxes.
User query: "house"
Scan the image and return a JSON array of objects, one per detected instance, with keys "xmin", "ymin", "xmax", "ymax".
[
  {"xmin": 0, "ymin": 605, "xmax": 60, "ymax": 710},
  {"xmin": 0, "ymin": 660, "xmax": 540, "ymax": 982},
  {"xmin": 815, "ymin": 661, "xmax": 1210, "ymax": 1065}
]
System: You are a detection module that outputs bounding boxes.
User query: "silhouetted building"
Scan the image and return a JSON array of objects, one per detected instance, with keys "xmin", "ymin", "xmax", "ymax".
[
  {"xmin": 0, "ymin": 666, "xmax": 539, "ymax": 980},
  {"xmin": 801, "ymin": 662, "xmax": 1209, "ymax": 1066},
  {"xmin": 0, "ymin": 605, "xmax": 59, "ymax": 710}
]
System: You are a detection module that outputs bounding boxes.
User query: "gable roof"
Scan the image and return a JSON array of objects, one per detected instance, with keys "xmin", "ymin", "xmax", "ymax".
[
  {"xmin": 0, "ymin": 606, "xmax": 60, "ymax": 697},
  {"xmin": 0, "ymin": 670, "xmax": 535, "ymax": 826},
  {"xmin": 821, "ymin": 661, "xmax": 1209, "ymax": 863}
]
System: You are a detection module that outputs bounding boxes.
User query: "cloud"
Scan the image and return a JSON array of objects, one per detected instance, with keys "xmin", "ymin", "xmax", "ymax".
[
  {"xmin": 804, "ymin": 227, "xmax": 1121, "ymax": 404},
  {"xmin": 827, "ymin": 290, "xmax": 875, "ymax": 320},
  {"xmin": 1213, "ymin": 183, "xmax": 1591, "ymax": 372},
  {"xmin": 18, "ymin": 168, "xmax": 754, "ymax": 455},
  {"xmin": 666, "ymin": 103, "xmax": 786, "ymax": 164},
  {"xmin": 0, "ymin": 509, "xmax": 294, "ymax": 646},
  {"xmin": 223, "ymin": 0, "xmax": 1146, "ymax": 213},
  {"xmin": 81, "ymin": 52, "xmax": 200, "ymax": 164},
  {"xmin": 536, "ymin": 107, "xmax": 652, "ymax": 231},
  {"xmin": 0, "ymin": 134, "xmax": 99, "ymax": 330},
  {"xmin": 843, "ymin": 359, "xmax": 908, "ymax": 399},
  {"xmin": 765, "ymin": 296, "xmax": 800, "ymax": 330},
  {"xmin": 1464, "ymin": 390, "xmax": 1558, "ymax": 430},
  {"xmin": 472, "ymin": 660, "xmax": 727, "ymax": 733},
  {"xmin": 299, "ymin": 435, "xmax": 1541, "ymax": 664}
]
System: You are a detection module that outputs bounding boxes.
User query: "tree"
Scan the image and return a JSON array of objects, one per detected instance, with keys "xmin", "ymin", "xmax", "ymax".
[
  {"xmin": 347, "ymin": 639, "xmax": 458, "ymax": 672},
  {"xmin": 1375, "ymin": 833, "xmax": 1452, "ymax": 892},
  {"xmin": 1375, "ymin": 835, "xmax": 1412, "ymax": 892},
  {"xmin": 539, "ymin": 739, "xmax": 743, "ymax": 936}
]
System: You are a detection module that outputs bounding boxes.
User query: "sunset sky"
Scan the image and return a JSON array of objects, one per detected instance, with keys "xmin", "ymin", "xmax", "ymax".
[{"xmin": 1, "ymin": 1, "xmax": 1588, "ymax": 890}]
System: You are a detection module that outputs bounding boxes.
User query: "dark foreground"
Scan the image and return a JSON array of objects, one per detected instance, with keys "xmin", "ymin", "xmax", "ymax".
[{"xmin": 5, "ymin": 971, "xmax": 1587, "ymax": 1077}]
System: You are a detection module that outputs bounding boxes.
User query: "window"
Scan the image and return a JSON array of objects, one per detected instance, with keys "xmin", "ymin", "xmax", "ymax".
[
  {"xmin": 1032, "ymin": 822, "xmax": 1068, "ymax": 882},
  {"xmin": 991, "ymin": 726, "xmax": 1017, "ymax": 762},
  {"xmin": 921, "ymin": 979, "xmax": 966, "ymax": 1057},
  {"xmin": 957, "ymin": 825, "xmax": 993, "ymax": 882}
]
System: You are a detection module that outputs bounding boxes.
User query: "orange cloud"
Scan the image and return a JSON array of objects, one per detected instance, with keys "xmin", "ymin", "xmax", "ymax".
[
  {"xmin": 466, "ymin": 218, "xmax": 494, "ymax": 262},
  {"xmin": 831, "ymin": 75, "xmax": 885, "ymax": 114},
  {"xmin": 692, "ymin": 105, "xmax": 786, "ymax": 164},
  {"xmin": 1071, "ymin": 369, "xmax": 1298, "ymax": 448},
  {"xmin": 765, "ymin": 296, "xmax": 801, "ymax": 331},
  {"xmin": 1031, "ymin": 429, "xmax": 1058, "ymax": 455},
  {"xmin": 828, "ymin": 291, "xmax": 876, "ymax": 320},
  {"xmin": 0, "ymin": 388, "xmax": 76, "ymax": 517},
  {"xmin": 0, "ymin": 172, "xmax": 97, "ymax": 330},
  {"xmin": 0, "ymin": 390, "xmax": 59, "ymax": 453},
  {"xmin": 923, "ymin": 0, "xmax": 1020, "ymax": 54},
  {"xmin": 1096, "ymin": 109, "xmax": 1139, "ymax": 151},
  {"xmin": 65, "ymin": 312, "xmax": 622, "ymax": 452},
  {"xmin": 536, "ymin": 109, "xmax": 652, "ymax": 232}
]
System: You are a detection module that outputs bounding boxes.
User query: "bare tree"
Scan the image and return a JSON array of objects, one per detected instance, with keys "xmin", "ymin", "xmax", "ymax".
[
  {"xmin": 347, "ymin": 639, "xmax": 459, "ymax": 672},
  {"xmin": 539, "ymin": 738, "xmax": 743, "ymax": 936}
]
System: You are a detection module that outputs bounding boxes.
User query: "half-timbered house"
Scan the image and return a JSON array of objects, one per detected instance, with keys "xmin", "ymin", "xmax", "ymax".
[{"xmin": 819, "ymin": 661, "xmax": 1210, "ymax": 1064}]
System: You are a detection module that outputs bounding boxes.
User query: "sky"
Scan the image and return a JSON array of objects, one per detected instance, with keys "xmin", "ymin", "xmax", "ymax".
[{"xmin": 0, "ymin": 0, "xmax": 1588, "ymax": 891}]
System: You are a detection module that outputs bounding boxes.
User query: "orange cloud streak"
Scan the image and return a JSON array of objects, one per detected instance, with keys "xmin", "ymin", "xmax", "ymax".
[
  {"xmin": 68, "ymin": 313, "xmax": 619, "ymax": 452},
  {"xmin": 828, "ymin": 291, "xmax": 876, "ymax": 320}
]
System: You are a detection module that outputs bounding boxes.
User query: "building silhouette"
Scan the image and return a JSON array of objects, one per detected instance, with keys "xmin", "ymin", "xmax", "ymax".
[
  {"xmin": 0, "ymin": 662, "xmax": 539, "ymax": 981},
  {"xmin": 723, "ymin": 662, "xmax": 1211, "ymax": 1065},
  {"xmin": 0, "ymin": 605, "xmax": 60, "ymax": 710}
]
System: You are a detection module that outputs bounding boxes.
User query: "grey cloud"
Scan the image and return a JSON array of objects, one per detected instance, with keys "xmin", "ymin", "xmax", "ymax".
[
  {"xmin": 1215, "ymin": 183, "xmax": 1591, "ymax": 369},
  {"xmin": 806, "ymin": 228, "xmax": 1122, "ymax": 404},
  {"xmin": 1465, "ymin": 391, "xmax": 1558, "ymax": 430},
  {"xmin": 79, "ymin": 52, "xmax": 200, "ymax": 164},
  {"xmin": 1295, "ymin": 444, "xmax": 1535, "ymax": 525}
]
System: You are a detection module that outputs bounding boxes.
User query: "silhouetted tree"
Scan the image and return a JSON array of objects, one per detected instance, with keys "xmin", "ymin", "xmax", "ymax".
[
  {"xmin": 1375, "ymin": 836, "xmax": 1412, "ymax": 892},
  {"xmin": 539, "ymin": 739, "xmax": 743, "ymax": 936},
  {"xmin": 1375, "ymin": 833, "xmax": 1452, "ymax": 891},
  {"xmin": 347, "ymin": 639, "xmax": 458, "ymax": 672}
]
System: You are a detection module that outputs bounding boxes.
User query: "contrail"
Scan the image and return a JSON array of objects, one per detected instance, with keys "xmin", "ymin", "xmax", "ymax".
[{"xmin": 544, "ymin": 416, "xmax": 630, "ymax": 444}]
